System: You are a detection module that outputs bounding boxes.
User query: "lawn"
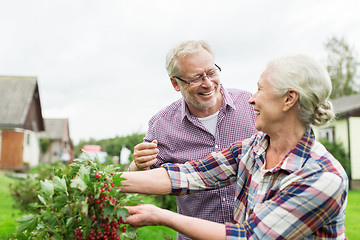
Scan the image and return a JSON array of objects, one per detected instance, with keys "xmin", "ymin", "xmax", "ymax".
[
  {"xmin": 0, "ymin": 173, "xmax": 23, "ymax": 239},
  {"xmin": 345, "ymin": 189, "xmax": 360, "ymax": 239},
  {"xmin": 0, "ymin": 172, "xmax": 359, "ymax": 239}
]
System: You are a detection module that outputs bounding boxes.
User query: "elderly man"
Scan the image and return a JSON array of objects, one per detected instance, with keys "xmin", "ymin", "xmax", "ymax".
[{"xmin": 129, "ymin": 40, "xmax": 256, "ymax": 239}]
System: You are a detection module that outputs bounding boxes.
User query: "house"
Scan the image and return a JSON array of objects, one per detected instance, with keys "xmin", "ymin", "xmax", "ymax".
[
  {"xmin": 314, "ymin": 93, "xmax": 360, "ymax": 189},
  {"xmin": 0, "ymin": 76, "xmax": 45, "ymax": 170},
  {"xmin": 40, "ymin": 118, "xmax": 73, "ymax": 164}
]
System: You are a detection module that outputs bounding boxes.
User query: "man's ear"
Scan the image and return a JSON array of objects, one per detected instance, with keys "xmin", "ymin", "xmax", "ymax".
[
  {"xmin": 283, "ymin": 89, "xmax": 299, "ymax": 111},
  {"xmin": 170, "ymin": 77, "xmax": 181, "ymax": 92}
]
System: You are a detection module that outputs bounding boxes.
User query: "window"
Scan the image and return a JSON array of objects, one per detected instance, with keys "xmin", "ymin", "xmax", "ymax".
[
  {"xmin": 319, "ymin": 127, "xmax": 335, "ymax": 143},
  {"xmin": 27, "ymin": 133, "xmax": 30, "ymax": 145}
]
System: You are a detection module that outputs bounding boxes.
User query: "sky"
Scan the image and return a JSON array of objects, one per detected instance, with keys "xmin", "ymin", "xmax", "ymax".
[{"xmin": 1, "ymin": 0, "xmax": 359, "ymax": 144}]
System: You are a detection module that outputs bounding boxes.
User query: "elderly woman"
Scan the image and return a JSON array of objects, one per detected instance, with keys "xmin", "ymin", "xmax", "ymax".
[{"xmin": 121, "ymin": 55, "xmax": 348, "ymax": 240}]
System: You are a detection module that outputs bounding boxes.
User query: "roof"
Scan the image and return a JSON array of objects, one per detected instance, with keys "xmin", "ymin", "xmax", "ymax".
[
  {"xmin": 0, "ymin": 76, "xmax": 44, "ymax": 130},
  {"xmin": 82, "ymin": 145, "xmax": 101, "ymax": 152},
  {"xmin": 43, "ymin": 118, "xmax": 69, "ymax": 140},
  {"xmin": 331, "ymin": 93, "xmax": 360, "ymax": 118}
]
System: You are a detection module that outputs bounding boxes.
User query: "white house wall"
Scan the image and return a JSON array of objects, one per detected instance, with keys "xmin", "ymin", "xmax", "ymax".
[
  {"xmin": 349, "ymin": 117, "xmax": 360, "ymax": 180},
  {"xmin": 334, "ymin": 119, "xmax": 349, "ymax": 153},
  {"xmin": 23, "ymin": 130, "xmax": 40, "ymax": 167}
]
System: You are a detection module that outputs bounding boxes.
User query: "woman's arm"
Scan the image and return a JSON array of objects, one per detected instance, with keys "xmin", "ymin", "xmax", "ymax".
[
  {"xmin": 125, "ymin": 204, "xmax": 226, "ymax": 240},
  {"xmin": 121, "ymin": 167, "xmax": 172, "ymax": 195}
]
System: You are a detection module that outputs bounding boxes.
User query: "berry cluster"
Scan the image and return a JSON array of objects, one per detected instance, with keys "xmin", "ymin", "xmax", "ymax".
[
  {"xmin": 74, "ymin": 218, "xmax": 126, "ymax": 240},
  {"xmin": 73, "ymin": 171, "xmax": 129, "ymax": 240}
]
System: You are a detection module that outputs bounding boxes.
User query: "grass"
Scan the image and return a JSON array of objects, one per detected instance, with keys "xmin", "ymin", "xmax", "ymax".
[
  {"xmin": 0, "ymin": 172, "xmax": 358, "ymax": 239},
  {"xmin": 345, "ymin": 190, "xmax": 360, "ymax": 239},
  {"xmin": 137, "ymin": 195, "xmax": 177, "ymax": 239},
  {"xmin": 0, "ymin": 173, "xmax": 23, "ymax": 239}
]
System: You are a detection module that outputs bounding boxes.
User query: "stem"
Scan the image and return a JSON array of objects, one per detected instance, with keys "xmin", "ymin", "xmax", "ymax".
[{"xmin": 49, "ymin": 205, "xmax": 65, "ymax": 236}]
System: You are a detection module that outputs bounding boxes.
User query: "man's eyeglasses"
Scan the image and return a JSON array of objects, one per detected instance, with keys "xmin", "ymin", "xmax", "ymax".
[{"xmin": 172, "ymin": 64, "xmax": 221, "ymax": 86}]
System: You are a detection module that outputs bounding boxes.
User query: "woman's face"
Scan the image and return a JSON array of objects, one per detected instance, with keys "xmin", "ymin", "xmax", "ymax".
[{"xmin": 248, "ymin": 71, "xmax": 286, "ymax": 134}]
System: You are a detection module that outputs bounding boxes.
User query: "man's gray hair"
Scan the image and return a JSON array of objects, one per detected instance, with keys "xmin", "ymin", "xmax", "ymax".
[{"xmin": 165, "ymin": 40, "xmax": 214, "ymax": 77}]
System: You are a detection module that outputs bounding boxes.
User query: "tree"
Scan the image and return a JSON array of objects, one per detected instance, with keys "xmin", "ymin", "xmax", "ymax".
[{"xmin": 324, "ymin": 36, "xmax": 360, "ymax": 99}]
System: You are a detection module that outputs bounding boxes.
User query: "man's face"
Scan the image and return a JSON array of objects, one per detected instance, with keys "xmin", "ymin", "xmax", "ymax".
[{"xmin": 171, "ymin": 48, "xmax": 222, "ymax": 117}]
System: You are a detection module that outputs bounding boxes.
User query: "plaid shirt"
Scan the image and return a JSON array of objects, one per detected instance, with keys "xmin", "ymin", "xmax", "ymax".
[
  {"xmin": 163, "ymin": 129, "xmax": 348, "ymax": 239},
  {"xmin": 145, "ymin": 86, "xmax": 257, "ymax": 240}
]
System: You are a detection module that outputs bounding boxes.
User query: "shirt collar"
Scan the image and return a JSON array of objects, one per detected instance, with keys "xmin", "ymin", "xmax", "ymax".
[
  {"xmin": 180, "ymin": 85, "xmax": 235, "ymax": 121},
  {"xmin": 253, "ymin": 128, "xmax": 315, "ymax": 173}
]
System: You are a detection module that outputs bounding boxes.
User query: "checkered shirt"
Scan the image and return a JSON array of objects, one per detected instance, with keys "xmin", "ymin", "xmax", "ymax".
[
  {"xmin": 163, "ymin": 128, "xmax": 348, "ymax": 239},
  {"xmin": 145, "ymin": 85, "xmax": 257, "ymax": 240}
]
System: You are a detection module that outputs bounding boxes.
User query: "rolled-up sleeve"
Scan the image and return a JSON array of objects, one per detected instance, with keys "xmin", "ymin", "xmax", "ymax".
[{"xmin": 162, "ymin": 143, "xmax": 240, "ymax": 195}]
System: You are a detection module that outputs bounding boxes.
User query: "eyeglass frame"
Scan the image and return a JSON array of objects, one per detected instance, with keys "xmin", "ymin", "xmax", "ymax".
[{"xmin": 172, "ymin": 64, "xmax": 221, "ymax": 85}]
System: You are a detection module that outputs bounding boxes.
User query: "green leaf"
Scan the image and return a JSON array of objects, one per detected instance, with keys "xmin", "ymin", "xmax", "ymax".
[
  {"xmin": 116, "ymin": 208, "xmax": 129, "ymax": 221},
  {"xmin": 53, "ymin": 176, "xmax": 68, "ymax": 195},
  {"xmin": 70, "ymin": 176, "xmax": 87, "ymax": 192},
  {"xmin": 41, "ymin": 210, "xmax": 57, "ymax": 228},
  {"xmin": 122, "ymin": 193, "xmax": 143, "ymax": 206},
  {"xmin": 40, "ymin": 179, "xmax": 54, "ymax": 199},
  {"xmin": 38, "ymin": 195, "xmax": 46, "ymax": 205},
  {"xmin": 29, "ymin": 202, "xmax": 43, "ymax": 209},
  {"xmin": 103, "ymin": 205, "xmax": 114, "ymax": 218},
  {"xmin": 112, "ymin": 173, "xmax": 126, "ymax": 187},
  {"xmin": 16, "ymin": 214, "xmax": 38, "ymax": 233},
  {"xmin": 78, "ymin": 165, "xmax": 90, "ymax": 178},
  {"xmin": 82, "ymin": 172, "xmax": 93, "ymax": 190},
  {"xmin": 66, "ymin": 217, "xmax": 75, "ymax": 228},
  {"xmin": 81, "ymin": 201, "xmax": 88, "ymax": 216},
  {"xmin": 53, "ymin": 195, "xmax": 67, "ymax": 209}
]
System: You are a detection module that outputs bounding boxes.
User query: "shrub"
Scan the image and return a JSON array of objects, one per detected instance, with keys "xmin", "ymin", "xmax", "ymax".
[
  {"xmin": 11, "ymin": 157, "xmax": 142, "ymax": 240},
  {"xmin": 9, "ymin": 175, "xmax": 40, "ymax": 213},
  {"xmin": 319, "ymin": 138, "xmax": 351, "ymax": 177},
  {"xmin": 9, "ymin": 162, "xmax": 69, "ymax": 214}
]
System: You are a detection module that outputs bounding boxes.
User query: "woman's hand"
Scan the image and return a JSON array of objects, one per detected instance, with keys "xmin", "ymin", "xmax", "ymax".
[
  {"xmin": 125, "ymin": 204, "xmax": 226, "ymax": 240},
  {"xmin": 125, "ymin": 204, "xmax": 165, "ymax": 228}
]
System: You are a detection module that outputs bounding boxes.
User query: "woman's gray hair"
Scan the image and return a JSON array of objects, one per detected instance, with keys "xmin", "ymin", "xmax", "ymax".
[
  {"xmin": 165, "ymin": 40, "xmax": 214, "ymax": 77},
  {"xmin": 266, "ymin": 54, "xmax": 335, "ymax": 126}
]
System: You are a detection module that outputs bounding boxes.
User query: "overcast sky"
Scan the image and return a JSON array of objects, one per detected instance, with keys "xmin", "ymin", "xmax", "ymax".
[{"xmin": 1, "ymin": 0, "xmax": 359, "ymax": 144}]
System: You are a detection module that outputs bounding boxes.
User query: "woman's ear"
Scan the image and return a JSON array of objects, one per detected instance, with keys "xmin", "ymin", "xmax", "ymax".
[
  {"xmin": 283, "ymin": 89, "xmax": 299, "ymax": 111},
  {"xmin": 170, "ymin": 77, "xmax": 181, "ymax": 92}
]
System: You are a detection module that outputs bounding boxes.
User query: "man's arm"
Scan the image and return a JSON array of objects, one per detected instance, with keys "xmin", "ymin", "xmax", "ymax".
[
  {"xmin": 121, "ymin": 167, "xmax": 172, "ymax": 195},
  {"xmin": 129, "ymin": 140, "xmax": 159, "ymax": 171},
  {"xmin": 125, "ymin": 204, "xmax": 226, "ymax": 240}
]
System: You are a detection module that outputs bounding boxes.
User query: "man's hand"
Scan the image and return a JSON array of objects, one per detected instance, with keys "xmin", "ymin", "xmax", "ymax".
[{"xmin": 129, "ymin": 140, "xmax": 159, "ymax": 171}]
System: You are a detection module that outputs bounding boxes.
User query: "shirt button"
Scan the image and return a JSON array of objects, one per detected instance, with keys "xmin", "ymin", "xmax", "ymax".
[{"xmin": 215, "ymin": 145, "xmax": 219, "ymax": 149}]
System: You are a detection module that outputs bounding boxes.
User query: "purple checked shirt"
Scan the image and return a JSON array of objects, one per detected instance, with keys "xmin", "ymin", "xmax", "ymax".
[{"xmin": 145, "ymin": 85, "xmax": 257, "ymax": 240}]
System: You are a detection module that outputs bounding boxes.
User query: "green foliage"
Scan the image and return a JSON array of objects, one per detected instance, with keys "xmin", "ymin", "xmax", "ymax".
[
  {"xmin": 324, "ymin": 36, "xmax": 360, "ymax": 99},
  {"xmin": 153, "ymin": 195, "xmax": 177, "ymax": 212},
  {"xmin": 10, "ymin": 158, "xmax": 142, "ymax": 240},
  {"xmin": 39, "ymin": 138, "xmax": 50, "ymax": 153},
  {"xmin": 9, "ymin": 175, "xmax": 40, "ymax": 213},
  {"xmin": 319, "ymin": 138, "xmax": 351, "ymax": 177},
  {"xmin": 9, "ymin": 162, "xmax": 67, "ymax": 214}
]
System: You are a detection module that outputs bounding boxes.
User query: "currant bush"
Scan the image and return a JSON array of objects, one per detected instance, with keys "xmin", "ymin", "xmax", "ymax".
[{"xmin": 12, "ymin": 156, "xmax": 142, "ymax": 239}]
